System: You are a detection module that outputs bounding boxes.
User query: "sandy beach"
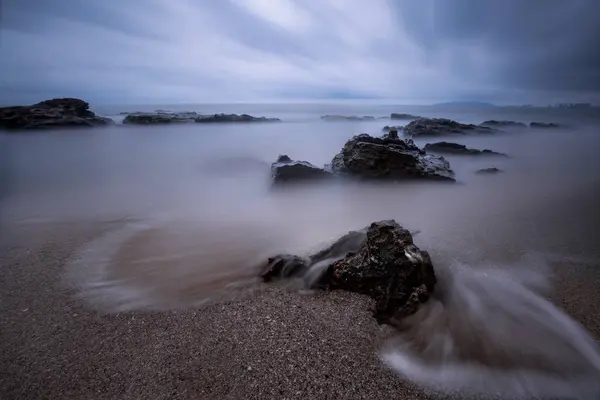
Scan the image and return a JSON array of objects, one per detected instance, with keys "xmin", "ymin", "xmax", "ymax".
[
  {"xmin": 0, "ymin": 220, "xmax": 430, "ymax": 400},
  {"xmin": 1, "ymin": 216, "xmax": 599, "ymax": 400}
]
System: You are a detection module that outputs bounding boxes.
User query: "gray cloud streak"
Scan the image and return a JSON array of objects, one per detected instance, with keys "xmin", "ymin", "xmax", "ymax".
[{"xmin": 1, "ymin": 0, "xmax": 599, "ymax": 105}]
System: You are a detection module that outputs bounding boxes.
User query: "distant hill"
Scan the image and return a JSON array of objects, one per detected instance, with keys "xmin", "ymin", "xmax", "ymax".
[{"xmin": 431, "ymin": 101, "xmax": 496, "ymax": 108}]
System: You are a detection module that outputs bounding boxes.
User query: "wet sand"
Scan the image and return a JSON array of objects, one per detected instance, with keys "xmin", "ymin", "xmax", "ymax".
[{"xmin": 1, "ymin": 219, "xmax": 599, "ymax": 400}]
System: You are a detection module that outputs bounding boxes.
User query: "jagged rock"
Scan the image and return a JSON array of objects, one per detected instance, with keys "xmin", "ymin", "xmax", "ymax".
[
  {"xmin": 424, "ymin": 142, "xmax": 508, "ymax": 157},
  {"xmin": 0, "ymin": 98, "xmax": 113, "ymax": 130},
  {"xmin": 196, "ymin": 114, "xmax": 280, "ymax": 123},
  {"xmin": 480, "ymin": 120, "xmax": 527, "ymax": 128},
  {"xmin": 271, "ymin": 154, "xmax": 332, "ymax": 185},
  {"xmin": 476, "ymin": 167, "xmax": 503, "ymax": 174},
  {"xmin": 390, "ymin": 113, "xmax": 421, "ymax": 120},
  {"xmin": 530, "ymin": 122, "xmax": 560, "ymax": 129},
  {"xmin": 404, "ymin": 118, "xmax": 495, "ymax": 137},
  {"xmin": 330, "ymin": 133, "xmax": 455, "ymax": 181},
  {"xmin": 321, "ymin": 115, "xmax": 375, "ymax": 121},
  {"xmin": 261, "ymin": 220, "xmax": 437, "ymax": 321}
]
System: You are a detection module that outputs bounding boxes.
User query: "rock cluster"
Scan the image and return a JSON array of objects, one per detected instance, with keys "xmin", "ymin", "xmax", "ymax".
[
  {"xmin": 261, "ymin": 220, "xmax": 437, "ymax": 322},
  {"xmin": 0, "ymin": 98, "xmax": 113, "ymax": 130},
  {"xmin": 404, "ymin": 118, "xmax": 495, "ymax": 137},
  {"xmin": 271, "ymin": 132, "xmax": 455, "ymax": 185},
  {"xmin": 424, "ymin": 142, "xmax": 508, "ymax": 157}
]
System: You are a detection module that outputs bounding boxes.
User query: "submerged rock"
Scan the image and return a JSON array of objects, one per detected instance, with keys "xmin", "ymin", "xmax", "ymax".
[
  {"xmin": 0, "ymin": 98, "xmax": 113, "ymax": 130},
  {"xmin": 330, "ymin": 133, "xmax": 455, "ymax": 181},
  {"xmin": 390, "ymin": 113, "xmax": 421, "ymax": 120},
  {"xmin": 195, "ymin": 114, "xmax": 280, "ymax": 123},
  {"xmin": 476, "ymin": 167, "xmax": 503, "ymax": 174},
  {"xmin": 404, "ymin": 118, "xmax": 495, "ymax": 137},
  {"xmin": 424, "ymin": 142, "xmax": 508, "ymax": 157},
  {"xmin": 530, "ymin": 122, "xmax": 561, "ymax": 129},
  {"xmin": 261, "ymin": 220, "xmax": 437, "ymax": 321},
  {"xmin": 480, "ymin": 120, "xmax": 527, "ymax": 128},
  {"xmin": 321, "ymin": 115, "xmax": 375, "ymax": 121},
  {"xmin": 271, "ymin": 154, "xmax": 332, "ymax": 185}
]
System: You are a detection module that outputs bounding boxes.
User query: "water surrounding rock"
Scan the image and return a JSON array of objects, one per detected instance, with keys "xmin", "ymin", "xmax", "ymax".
[
  {"xmin": 271, "ymin": 154, "xmax": 332, "ymax": 185},
  {"xmin": 196, "ymin": 114, "xmax": 280, "ymax": 123},
  {"xmin": 404, "ymin": 118, "xmax": 495, "ymax": 137},
  {"xmin": 424, "ymin": 142, "xmax": 508, "ymax": 157},
  {"xmin": 476, "ymin": 167, "xmax": 503, "ymax": 174},
  {"xmin": 321, "ymin": 115, "xmax": 375, "ymax": 121},
  {"xmin": 0, "ymin": 98, "xmax": 113, "ymax": 130},
  {"xmin": 330, "ymin": 133, "xmax": 455, "ymax": 181},
  {"xmin": 390, "ymin": 113, "xmax": 421, "ymax": 120},
  {"xmin": 480, "ymin": 120, "xmax": 527, "ymax": 128},
  {"xmin": 261, "ymin": 220, "xmax": 437, "ymax": 322},
  {"xmin": 530, "ymin": 122, "xmax": 561, "ymax": 129}
]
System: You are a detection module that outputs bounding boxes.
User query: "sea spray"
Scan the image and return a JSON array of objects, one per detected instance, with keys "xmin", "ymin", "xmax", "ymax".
[{"xmin": 381, "ymin": 258, "xmax": 600, "ymax": 399}]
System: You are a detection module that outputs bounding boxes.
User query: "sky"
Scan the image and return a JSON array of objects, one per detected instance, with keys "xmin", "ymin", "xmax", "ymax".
[{"xmin": 1, "ymin": 0, "xmax": 599, "ymax": 105}]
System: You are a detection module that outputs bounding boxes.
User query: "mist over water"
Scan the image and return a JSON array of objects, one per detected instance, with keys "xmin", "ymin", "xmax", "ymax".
[{"xmin": 2, "ymin": 105, "xmax": 600, "ymax": 398}]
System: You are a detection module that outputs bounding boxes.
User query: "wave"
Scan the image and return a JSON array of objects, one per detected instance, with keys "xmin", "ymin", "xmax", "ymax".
[{"xmin": 382, "ymin": 258, "xmax": 600, "ymax": 399}]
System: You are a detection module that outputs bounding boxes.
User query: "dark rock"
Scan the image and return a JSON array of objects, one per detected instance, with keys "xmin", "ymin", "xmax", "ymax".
[
  {"xmin": 123, "ymin": 112, "xmax": 197, "ymax": 124},
  {"xmin": 530, "ymin": 122, "xmax": 560, "ymax": 129},
  {"xmin": 480, "ymin": 120, "xmax": 527, "ymax": 128},
  {"xmin": 382, "ymin": 125, "xmax": 403, "ymax": 132},
  {"xmin": 271, "ymin": 155, "xmax": 332, "ymax": 185},
  {"xmin": 324, "ymin": 220, "xmax": 436, "ymax": 320},
  {"xmin": 476, "ymin": 167, "xmax": 503, "ymax": 174},
  {"xmin": 381, "ymin": 128, "xmax": 399, "ymax": 140},
  {"xmin": 330, "ymin": 133, "xmax": 455, "ymax": 181},
  {"xmin": 0, "ymin": 98, "xmax": 114, "ymax": 130},
  {"xmin": 195, "ymin": 114, "xmax": 280, "ymax": 123},
  {"xmin": 321, "ymin": 115, "xmax": 375, "ymax": 121},
  {"xmin": 261, "ymin": 254, "xmax": 309, "ymax": 282},
  {"xmin": 404, "ymin": 118, "xmax": 495, "ymax": 137},
  {"xmin": 261, "ymin": 220, "xmax": 437, "ymax": 321},
  {"xmin": 424, "ymin": 142, "xmax": 508, "ymax": 157},
  {"xmin": 390, "ymin": 113, "xmax": 421, "ymax": 120}
]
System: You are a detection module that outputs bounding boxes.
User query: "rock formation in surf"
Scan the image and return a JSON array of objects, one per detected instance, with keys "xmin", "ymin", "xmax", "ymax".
[
  {"xmin": 476, "ymin": 167, "xmax": 503, "ymax": 174},
  {"xmin": 330, "ymin": 133, "xmax": 455, "ymax": 181},
  {"xmin": 123, "ymin": 112, "xmax": 280, "ymax": 124},
  {"xmin": 122, "ymin": 111, "xmax": 199, "ymax": 124},
  {"xmin": 529, "ymin": 121, "xmax": 561, "ymax": 129},
  {"xmin": 390, "ymin": 113, "xmax": 421, "ymax": 120},
  {"xmin": 261, "ymin": 220, "xmax": 437, "ymax": 321},
  {"xmin": 480, "ymin": 120, "xmax": 527, "ymax": 128},
  {"xmin": 424, "ymin": 142, "xmax": 508, "ymax": 157},
  {"xmin": 382, "ymin": 125, "xmax": 403, "ymax": 132},
  {"xmin": 0, "ymin": 98, "xmax": 114, "ymax": 130},
  {"xmin": 404, "ymin": 118, "xmax": 496, "ymax": 137},
  {"xmin": 270, "ymin": 154, "xmax": 332, "ymax": 185}
]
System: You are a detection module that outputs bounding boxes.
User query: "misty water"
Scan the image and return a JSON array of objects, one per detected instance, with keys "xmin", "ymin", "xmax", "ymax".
[{"xmin": 2, "ymin": 104, "xmax": 600, "ymax": 398}]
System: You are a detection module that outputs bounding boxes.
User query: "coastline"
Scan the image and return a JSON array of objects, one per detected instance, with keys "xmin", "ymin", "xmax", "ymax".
[{"xmin": 2, "ymin": 219, "xmax": 599, "ymax": 399}]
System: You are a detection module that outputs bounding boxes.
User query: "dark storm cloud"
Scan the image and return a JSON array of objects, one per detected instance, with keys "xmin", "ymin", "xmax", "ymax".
[
  {"xmin": 394, "ymin": 0, "xmax": 600, "ymax": 93},
  {"xmin": 0, "ymin": 0, "xmax": 598, "ymax": 105}
]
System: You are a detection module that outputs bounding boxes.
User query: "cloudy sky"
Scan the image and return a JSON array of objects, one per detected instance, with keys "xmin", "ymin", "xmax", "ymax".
[{"xmin": 1, "ymin": 0, "xmax": 599, "ymax": 105}]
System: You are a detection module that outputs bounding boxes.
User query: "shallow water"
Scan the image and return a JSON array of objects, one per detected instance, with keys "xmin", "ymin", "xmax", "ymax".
[{"xmin": 2, "ymin": 105, "xmax": 600, "ymax": 398}]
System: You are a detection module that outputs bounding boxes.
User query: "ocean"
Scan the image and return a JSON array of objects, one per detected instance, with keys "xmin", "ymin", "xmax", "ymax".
[{"xmin": 2, "ymin": 103, "xmax": 600, "ymax": 398}]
